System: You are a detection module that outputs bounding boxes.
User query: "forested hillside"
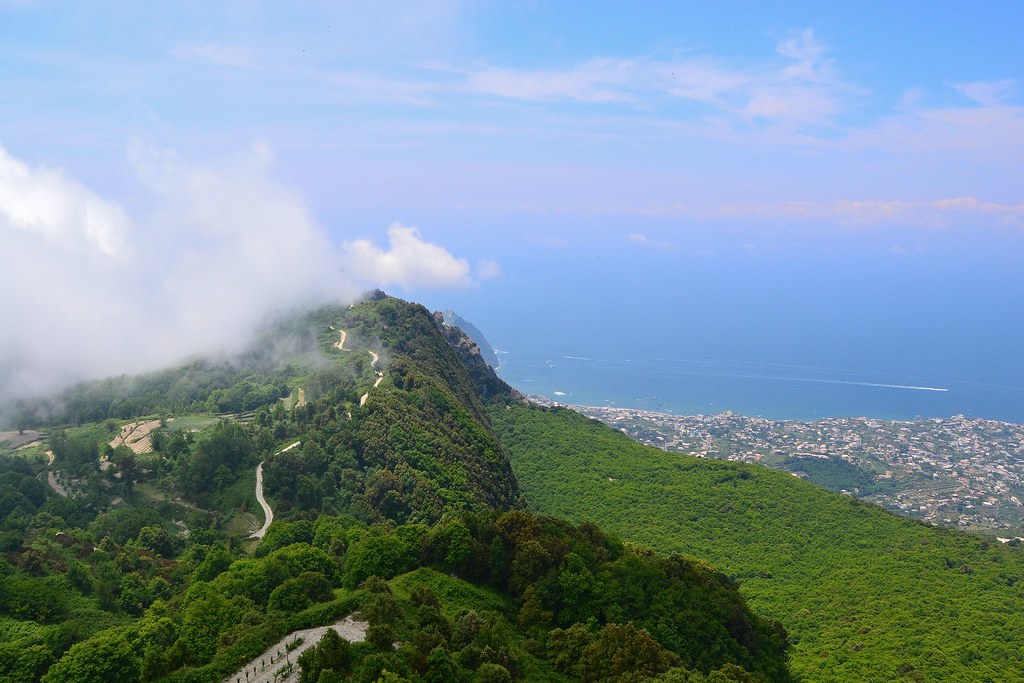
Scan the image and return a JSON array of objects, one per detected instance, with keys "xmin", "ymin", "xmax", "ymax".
[
  {"xmin": 0, "ymin": 295, "xmax": 790, "ymax": 682},
  {"xmin": 260, "ymin": 295, "xmax": 521, "ymax": 524},
  {"xmin": 491, "ymin": 403, "xmax": 1024, "ymax": 682}
]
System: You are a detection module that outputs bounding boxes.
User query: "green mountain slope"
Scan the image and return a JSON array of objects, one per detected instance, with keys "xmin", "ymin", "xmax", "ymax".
[
  {"xmin": 490, "ymin": 403, "xmax": 1024, "ymax": 683},
  {"xmin": 261, "ymin": 295, "xmax": 521, "ymax": 523},
  {"xmin": 1, "ymin": 295, "xmax": 791, "ymax": 682}
]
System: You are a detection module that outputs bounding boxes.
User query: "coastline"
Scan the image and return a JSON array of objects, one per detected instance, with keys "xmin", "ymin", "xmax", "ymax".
[{"xmin": 537, "ymin": 395, "xmax": 1024, "ymax": 535}]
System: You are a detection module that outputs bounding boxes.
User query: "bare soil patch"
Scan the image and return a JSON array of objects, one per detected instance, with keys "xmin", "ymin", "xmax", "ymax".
[
  {"xmin": 108, "ymin": 419, "xmax": 169, "ymax": 455},
  {"xmin": 0, "ymin": 430, "xmax": 43, "ymax": 449}
]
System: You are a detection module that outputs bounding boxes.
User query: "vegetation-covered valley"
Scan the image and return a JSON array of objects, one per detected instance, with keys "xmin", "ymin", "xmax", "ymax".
[
  {"xmin": 1, "ymin": 295, "xmax": 788, "ymax": 682},
  {"xmin": 3, "ymin": 294, "xmax": 1024, "ymax": 681},
  {"xmin": 492, "ymin": 404, "xmax": 1024, "ymax": 682}
]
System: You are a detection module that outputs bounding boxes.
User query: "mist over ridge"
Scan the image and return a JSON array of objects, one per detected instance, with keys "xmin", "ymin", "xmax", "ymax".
[{"xmin": 0, "ymin": 141, "xmax": 485, "ymax": 407}]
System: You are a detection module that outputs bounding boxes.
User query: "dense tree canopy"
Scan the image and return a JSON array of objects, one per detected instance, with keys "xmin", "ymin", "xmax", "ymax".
[
  {"xmin": 3, "ymin": 293, "xmax": 1016, "ymax": 682},
  {"xmin": 492, "ymin": 402, "xmax": 1024, "ymax": 682}
]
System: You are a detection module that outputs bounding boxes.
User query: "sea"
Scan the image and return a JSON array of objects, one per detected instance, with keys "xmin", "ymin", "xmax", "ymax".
[
  {"xmin": 425, "ymin": 225, "xmax": 1024, "ymax": 425},
  {"xmin": 493, "ymin": 348, "xmax": 1024, "ymax": 424},
  {"xmin": 483, "ymin": 288, "xmax": 1024, "ymax": 424}
]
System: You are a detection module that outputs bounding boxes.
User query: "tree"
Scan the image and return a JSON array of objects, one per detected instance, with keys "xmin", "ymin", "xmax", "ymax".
[
  {"xmin": 136, "ymin": 525, "xmax": 176, "ymax": 558},
  {"xmin": 40, "ymin": 631, "xmax": 141, "ymax": 683},
  {"xmin": 475, "ymin": 663, "xmax": 512, "ymax": 683},
  {"xmin": 112, "ymin": 446, "xmax": 138, "ymax": 499},
  {"xmin": 12, "ymin": 400, "xmax": 34, "ymax": 435},
  {"xmin": 50, "ymin": 429, "xmax": 99, "ymax": 472},
  {"xmin": 0, "ymin": 642, "xmax": 53, "ymax": 683},
  {"xmin": 0, "ymin": 575, "xmax": 68, "ymax": 623},
  {"xmin": 267, "ymin": 573, "xmax": 331, "ymax": 613},
  {"xmin": 149, "ymin": 427, "xmax": 165, "ymax": 453},
  {"xmin": 424, "ymin": 646, "xmax": 461, "ymax": 683},
  {"xmin": 367, "ymin": 623, "xmax": 398, "ymax": 651},
  {"xmin": 179, "ymin": 592, "xmax": 252, "ymax": 665},
  {"xmin": 298, "ymin": 628, "xmax": 352, "ymax": 683},
  {"xmin": 579, "ymin": 623, "xmax": 680, "ymax": 683},
  {"xmin": 428, "ymin": 519, "xmax": 475, "ymax": 575},
  {"xmin": 547, "ymin": 623, "xmax": 594, "ymax": 677},
  {"xmin": 183, "ymin": 421, "xmax": 256, "ymax": 494},
  {"xmin": 364, "ymin": 591, "xmax": 402, "ymax": 626},
  {"xmin": 193, "ymin": 541, "xmax": 233, "ymax": 582},
  {"xmin": 117, "ymin": 573, "xmax": 152, "ymax": 615},
  {"xmin": 342, "ymin": 533, "xmax": 411, "ymax": 588}
]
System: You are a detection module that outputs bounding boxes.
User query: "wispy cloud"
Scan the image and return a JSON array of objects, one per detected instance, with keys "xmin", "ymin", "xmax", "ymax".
[
  {"xmin": 498, "ymin": 195, "xmax": 1024, "ymax": 228},
  {"xmin": 626, "ymin": 232, "xmax": 676, "ymax": 249},
  {"xmin": 0, "ymin": 143, "xmax": 478, "ymax": 401},
  {"xmin": 741, "ymin": 29, "xmax": 849, "ymax": 127},
  {"xmin": 169, "ymin": 42, "xmax": 255, "ymax": 68},
  {"xmin": 530, "ymin": 235, "xmax": 570, "ymax": 248},
  {"xmin": 461, "ymin": 56, "xmax": 750, "ymax": 108},
  {"xmin": 3, "ymin": 11, "xmax": 1020, "ymax": 225},
  {"xmin": 954, "ymin": 79, "xmax": 1017, "ymax": 107},
  {"xmin": 683, "ymin": 196, "xmax": 1024, "ymax": 226},
  {"xmin": 269, "ymin": 27, "xmax": 848, "ymax": 138},
  {"xmin": 844, "ymin": 82, "xmax": 1024, "ymax": 160},
  {"xmin": 475, "ymin": 258, "xmax": 502, "ymax": 280},
  {"xmin": 454, "ymin": 28, "xmax": 852, "ymax": 135},
  {"xmin": 465, "ymin": 59, "xmax": 640, "ymax": 103}
]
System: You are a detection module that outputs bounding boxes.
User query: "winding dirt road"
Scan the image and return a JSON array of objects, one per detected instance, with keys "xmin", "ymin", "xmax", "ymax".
[
  {"xmin": 45, "ymin": 450, "xmax": 68, "ymax": 497},
  {"xmin": 249, "ymin": 441, "xmax": 300, "ymax": 540},
  {"xmin": 249, "ymin": 463, "xmax": 272, "ymax": 540},
  {"xmin": 359, "ymin": 352, "xmax": 384, "ymax": 406}
]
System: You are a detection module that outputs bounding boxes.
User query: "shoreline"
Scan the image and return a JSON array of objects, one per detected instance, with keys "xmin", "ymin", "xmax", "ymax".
[
  {"xmin": 528, "ymin": 394, "xmax": 1024, "ymax": 428},
  {"xmin": 552, "ymin": 397, "xmax": 1024, "ymax": 533}
]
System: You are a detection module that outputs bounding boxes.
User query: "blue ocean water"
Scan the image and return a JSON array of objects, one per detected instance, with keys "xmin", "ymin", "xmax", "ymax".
[
  {"xmin": 425, "ymin": 225, "xmax": 1024, "ymax": 424},
  {"xmin": 493, "ymin": 349, "xmax": 1024, "ymax": 423}
]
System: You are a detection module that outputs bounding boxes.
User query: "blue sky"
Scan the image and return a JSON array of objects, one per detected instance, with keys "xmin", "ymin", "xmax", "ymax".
[
  {"xmin": 4, "ymin": 2, "xmax": 1022, "ymax": 216},
  {"xmin": 1, "ymin": 1, "xmax": 1023, "ymax": 409}
]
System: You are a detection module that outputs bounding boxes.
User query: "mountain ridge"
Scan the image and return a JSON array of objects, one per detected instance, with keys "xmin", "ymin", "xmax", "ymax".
[
  {"xmin": 490, "ymin": 401, "xmax": 1024, "ymax": 682},
  {"xmin": 0, "ymin": 294, "xmax": 790, "ymax": 683}
]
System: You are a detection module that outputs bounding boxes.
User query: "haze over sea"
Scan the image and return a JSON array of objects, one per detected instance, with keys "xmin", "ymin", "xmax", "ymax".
[
  {"xmin": 495, "ymin": 349, "xmax": 1024, "ymax": 424},
  {"xmin": 424, "ymin": 226, "xmax": 1024, "ymax": 425},
  {"xmin": 3, "ymin": 4, "xmax": 1022, "ymax": 426}
]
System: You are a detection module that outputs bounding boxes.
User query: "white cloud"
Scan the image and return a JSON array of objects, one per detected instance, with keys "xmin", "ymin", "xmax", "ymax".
[
  {"xmin": 463, "ymin": 56, "xmax": 741, "ymax": 107},
  {"xmin": 531, "ymin": 235, "xmax": 569, "ymax": 248},
  {"xmin": 546, "ymin": 196, "xmax": 1024, "ymax": 229},
  {"xmin": 457, "ymin": 27, "xmax": 851, "ymax": 134},
  {"xmin": 843, "ymin": 82, "xmax": 1024, "ymax": 161},
  {"xmin": 694, "ymin": 196, "xmax": 1024, "ymax": 226},
  {"xmin": 467, "ymin": 59, "xmax": 646, "ymax": 103},
  {"xmin": 626, "ymin": 232, "xmax": 675, "ymax": 249},
  {"xmin": 169, "ymin": 42, "xmax": 255, "ymax": 69},
  {"xmin": 954, "ymin": 80, "xmax": 1016, "ymax": 107},
  {"xmin": 737, "ymin": 29, "xmax": 850, "ymax": 128},
  {"xmin": 476, "ymin": 258, "xmax": 502, "ymax": 280},
  {"xmin": 776, "ymin": 29, "xmax": 828, "ymax": 81},
  {"xmin": 0, "ymin": 146, "xmax": 130, "ymax": 257},
  {"xmin": 0, "ymin": 143, "xmax": 476, "ymax": 402},
  {"xmin": 343, "ymin": 223, "xmax": 472, "ymax": 289}
]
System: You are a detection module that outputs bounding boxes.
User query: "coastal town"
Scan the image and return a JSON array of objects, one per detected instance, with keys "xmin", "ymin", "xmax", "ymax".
[{"xmin": 560, "ymin": 402, "xmax": 1024, "ymax": 536}]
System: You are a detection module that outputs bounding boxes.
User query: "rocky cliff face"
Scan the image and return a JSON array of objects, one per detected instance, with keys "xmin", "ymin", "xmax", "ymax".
[
  {"xmin": 441, "ymin": 309, "xmax": 501, "ymax": 368},
  {"xmin": 433, "ymin": 311, "xmax": 522, "ymax": 403}
]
